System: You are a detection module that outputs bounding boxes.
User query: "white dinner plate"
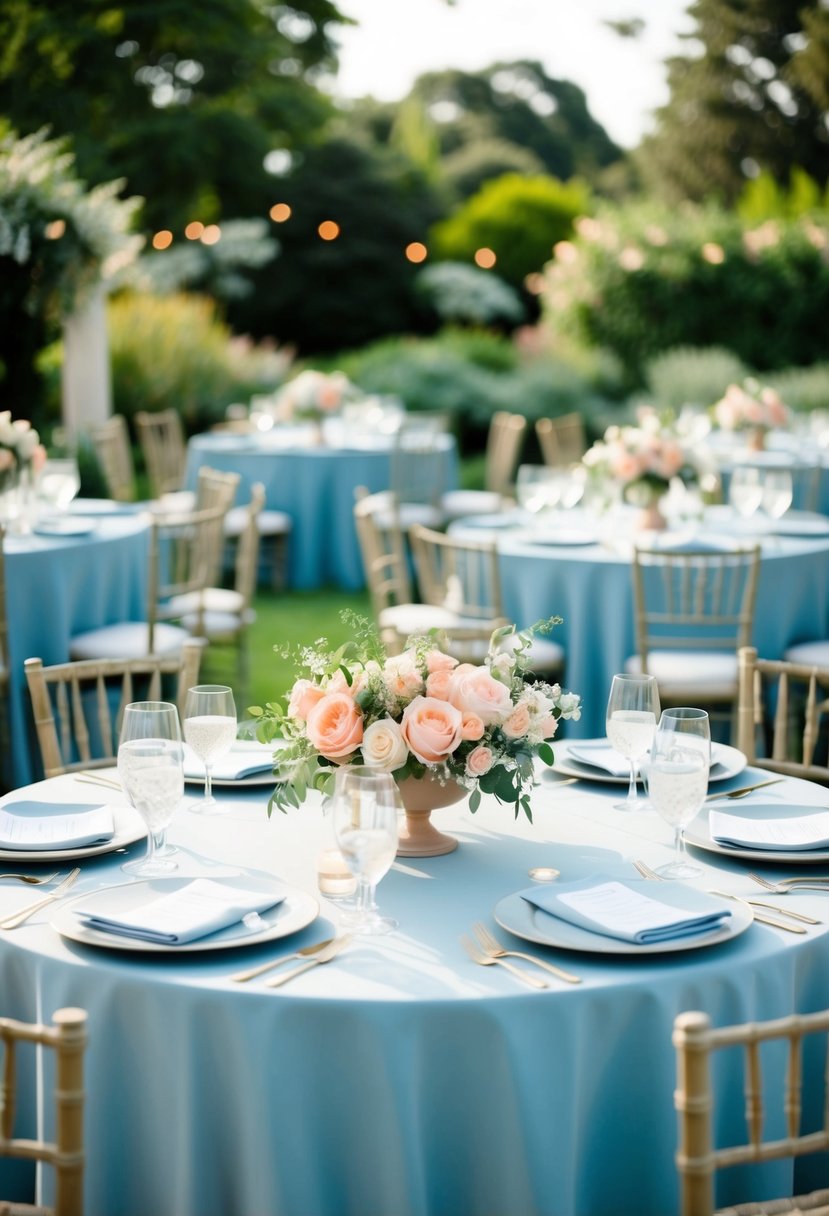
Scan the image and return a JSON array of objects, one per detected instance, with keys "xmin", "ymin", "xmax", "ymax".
[
  {"xmin": 33, "ymin": 518, "xmax": 96, "ymax": 537},
  {"xmin": 183, "ymin": 740, "xmax": 280, "ymax": 788},
  {"xmin": 52, "ymin": 877, "xmax": 319, "ymax": 954},
  {"xmin": 768, "ymin": 515, "xmax": 829, "ymax": 538},
  {"xmin": 68, "ymin": 499, "xmax": 142, "ymax": 516},
  {"xmin": 0, "ymin": 803, "xmax": 146, "ymax": 863},
  {"xmin": 549, "ymin": 740, "xmax": 747, "ymax": 786},
  {"xmin": 494, "ymin": 885, "xmax": 752, "ymax": 956},
  {"xmin": 685, "ymin": 805, "xmax": 829, "ymax": 864},
  {"xmin": 185, "ymin": 770, "xmax": 277, "ymax": 789},
  {"xmin": 512, "ymin": 529, "xmax": 597, "ymax": 547}
]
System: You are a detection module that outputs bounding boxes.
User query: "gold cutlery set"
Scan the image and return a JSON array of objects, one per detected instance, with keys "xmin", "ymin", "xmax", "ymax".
[{"xmin": 0, "ymin": 868, "xmax": 82, "ymax": 931}]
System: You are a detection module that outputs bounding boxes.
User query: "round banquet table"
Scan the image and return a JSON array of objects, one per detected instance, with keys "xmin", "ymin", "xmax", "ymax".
[
  {"xmin": 450, "ymin": 506, "xmax": 829, "ymax": 740},
  {"xmin": 2, "ymin": 764, "xmax": 829, "ymax": 1216},
  {"xmin": 184, "ymin": 425, "xmax": 458, "ymax": 590},
  {"xmin": 4, "ymin": 506, "xmax": 150, "ymax": 790}
]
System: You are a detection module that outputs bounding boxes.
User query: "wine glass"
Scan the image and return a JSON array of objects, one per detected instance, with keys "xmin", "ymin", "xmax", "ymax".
[
  {"xmin": 331, "ymin": 766, "xmax": 401, "ymax": 935},
  {"xmin": 117, "ymin": 701, "xmax": 184, "ymax": 876},
  {"xmin": 761, "ymin": 469, "xmax": 793, "ymax": 521},
  {"xmin": 648, "ymin": 707, "xmax": 710, "ymax": 879},
  {"xmin": 606, "ymin": 673, "xmax": 661, "ymax": 812},
  {"xmin": 516, "ymin": 465, "xmax": 558, "ymax": 517},
  {"xmin": 728, "ymin": 466, "xmax": 763, "ymax": 521},
  {"xmin": 183, "ymin": 685, "xmax": 237, "ymax": 811},
  {"xmin": 37, "ymin": 457, "xmax": 81, "ymax": 513}
]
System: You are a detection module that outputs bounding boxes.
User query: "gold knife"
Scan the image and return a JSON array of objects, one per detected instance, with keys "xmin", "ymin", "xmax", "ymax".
[{"xmin": 705, "ymin": 778, "xmax": 785, "ymax": 801}]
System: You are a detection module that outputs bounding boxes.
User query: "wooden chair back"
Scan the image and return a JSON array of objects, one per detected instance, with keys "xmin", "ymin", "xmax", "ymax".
[
  {"xmin": 353, "ymin": 489, "xmax": 414, "ymax": 629},
  {"xmin": 674, "ymin": 1007, "xmax": 829, "ymax": 1216},
  {"xmin": 409, "ymin": 523, "xmax": 508, "ymax": 657},
  {"xmin": 737, "ymin": 646, "xmax": 829, "ymax": 783},
  {"xmin": 389, "ymin": 412, "xmax": 450, "ymax": 511},
  {"xmin": 485, "ymin": 412, "xmax": 527, "ymax": 496},
  {"xmin": 536, "ymin": 413, "xmax": 587, "ymax": 468},
  {"xmin": 632, "ymin": 545, "xmax": 761, "ymax": 676},
  {"xmin": 135, "ymin": 409, "xmax": 187, "ymax": 497},
  {"xmin": 194, "ymin": 466, "xmax": 239, "ymax": 514},
  {"xmin": 148, "ymin": 504, "xmax": 227, "ymax": 648},
  {"xmin": 89, "ymin": 415, "xmax": 136, "ymax": 503},
  {"xmin": 0, "ymin": 1007, "xmax": 88, "ymax": 1216},
  {"xmin": 25, "ymin": 641, "xmax": 205, "ymax": 777},
  {"xmin": 232, "ymin": 483, "xmax": 265, "ymax": 611}
]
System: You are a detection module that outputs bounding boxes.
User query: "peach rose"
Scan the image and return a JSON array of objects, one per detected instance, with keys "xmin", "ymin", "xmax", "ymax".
[
  {"xmin": 502, "ymin": 703, "xmax": 531, "ymax": 739},
  {"xmin": 448, "ymin": 666, "xmax": 513, "ymax": 726},
  {"xmin": 361, "ymin": 718, "xmax": 408, "ymax": 772},
  {"xmin": 306, "ymin": 692, "xmax": 364, "ymax": 760},
  {"xmin": 288, "ymin": 679, "xmax": 326, "ymax": 722},
  {"xmin": 466, "ymin": 745, "xmax": 494, "ymax": 777},
  {"xmin": 425, "ymin": 670, "xmax": 453, "ymax": 700},
  {"xmin": 460, "ymin": 712, "xmax": 485, "ymax": 741},
  {"xmin": 400, "ymin": 696, "xmax": 463, "ymax": 764},
  {"xmin": 425, "ymin": 649, "xmax": 459, "ymax": 674}
]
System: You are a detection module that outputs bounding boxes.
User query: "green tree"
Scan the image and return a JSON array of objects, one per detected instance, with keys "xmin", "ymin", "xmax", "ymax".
[
  {"xmin": 430, "ymin": 173, "xmax": 590, "ymax": 291},
  {"xmin": 0, "ymin": 0, "xmax": 347, "ymax": 233},
  {"xmin": 637, "ymin": 0, "xmax": 829, "ymax": 204}
]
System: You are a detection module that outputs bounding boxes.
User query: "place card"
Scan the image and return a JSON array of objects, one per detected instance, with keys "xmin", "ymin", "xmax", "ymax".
[
  {"xmin": 709, "ymin": 806, "xmax": 829, "ymax": 851},
  {"xmin": 74, "ymin": 879, "xmax": 286, "ymax": 945},
  {"xmin": 0, "ymin": 801, "xmax": 115, "ymax": 850},
  {"xmin": 521, "ymin": 876, "xmax": 730, "ymax": 945}
]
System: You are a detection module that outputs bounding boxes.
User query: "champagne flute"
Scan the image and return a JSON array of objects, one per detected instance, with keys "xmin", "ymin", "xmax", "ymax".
[
  {"xmin": 648, "ymin": 707, "xmax": 710, "ymax": 879},
  {"xmin": 118, "ymin": 701, "xmax": 184, "ymax": 876},
  {"xmin": 331, "ymin": 767, "xmax": 401, "ymax": 935},
  {"xmin": 183, "ymin": 685, "xmax": 237, "ymax": 811},
  {"xmin": 606, "ymin": 673, "xmax": 661, "ymax": 811}
]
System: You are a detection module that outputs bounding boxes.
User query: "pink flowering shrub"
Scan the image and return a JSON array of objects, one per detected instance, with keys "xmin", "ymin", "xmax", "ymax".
[
  {"xmin": 251, "ymin": 613, "xmax": 581, "ymax": 821},
  {"xmin": 711, "ymin": 378, "xmax": 790, "ymax": 433}
]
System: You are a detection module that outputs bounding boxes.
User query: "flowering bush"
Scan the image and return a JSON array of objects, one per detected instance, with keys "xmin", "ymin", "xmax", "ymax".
[
  {"xmin": 0, "ymin": 412, "xmax": 45, "ymax": 480},
  {"xmin": 250, "ymin": 614, "xmax": 581, "ymax": 821},
  {"xmin": 711, "ymin": 378, "xmax": 790, "ymax": 434},
  {"xmin": 582, "ymin": 408, "xmax": 698, "ymax": 505},
  {"xmin": 272, "ymin": 369, "xmax": 359, "ymax": 423}
]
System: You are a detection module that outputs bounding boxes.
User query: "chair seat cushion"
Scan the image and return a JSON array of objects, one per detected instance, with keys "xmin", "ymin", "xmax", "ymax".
[
  {"xmin": 379, "ymin": 604, "xmax": 460, "ymax": 638},
  {"xmin": 160, "ymin": 588, "xmax": 246, "ymax": 619},
  {"xmin": 224, "ymin": 507, "xmax": 292, "ymax": 538},
  {"xmin": 179, "ymin": 609, "xmax": 255, "ymax": 636},
  {"xmin": 441, "ymin": 489, "xmax": 503, "ymax": 519},
  {"xmin": 150, "ymin": 490, "xmax": 196, "ymax": 516},
  {"xmin": 624, "ymin": 650, "xmax": 738, "ymax": 699},
  {"xmin": 69, "ymin": 622, "xmax": 191, "ymax": 660},
  {"xmin": 783, "ymin": 640, "xmax": 829, "ymax": 668}
]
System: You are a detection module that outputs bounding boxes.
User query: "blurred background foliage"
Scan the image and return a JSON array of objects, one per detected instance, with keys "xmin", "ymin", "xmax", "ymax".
[{"xmin": 0, "ymin": 0, "xmax": 828, "ymax": 458}]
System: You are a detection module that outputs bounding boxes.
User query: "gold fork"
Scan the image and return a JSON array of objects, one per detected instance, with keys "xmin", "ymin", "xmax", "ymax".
[
  {"xmin": 265, "ymin": 934, "xmax": 352, "ymax": 988},
  {"xmin": 471, "ymin": 922, "xmax": 581, "ymax": 984},
  {"xmin": 459, "ymin": 934, "xmax": 547, "ymax": 990},
  {"xmin": 0, "ymin": 871, "xmax": 59, "ymax": 885},
  {"xmin": 704, "ymin": 778, "xmax": 785, "ymax": 802},
  {"xmin": 0, "ymin": 868, "xmax": 82, "ymax": 930},
  {"xmin": 230, "ymin": 936, "xmax": 338, "ymax": 983},
  {"xmin": 633, "ymin": 858, "xmax": 662, "ymax": 881},
  {"xmin": 748, "ymin": 872, "xmax": 829, "ymax": 896},
  {"xmin": 707, "ymin": 890, "xmax": 807, "ymax": 933},
  {"xmin": 634, "ymin": 859, "xmax": 814, "ymax": 927}
]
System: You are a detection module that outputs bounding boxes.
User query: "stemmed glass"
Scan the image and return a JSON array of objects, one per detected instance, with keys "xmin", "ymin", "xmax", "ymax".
[
  {"xmin": 37, "ymin": 456, "xmax": 81, "ymax": 513},
  {"xmin": 761, "ymin": 469, "xmax": 793, "ymax": 522},
  {"xmin": 606, "ymin": 673, "xmax": 661, "ymax": 812},
  {"xmin": 331, "ymin": 766, "xmax": 401, "ymax": 935},
  {"xmin": 648, "ymin": 707, "xmax": 710, "ymax": 879},
  {"xmin": 728, "ymin": 466, "xmax": 763, "ymax": 521},
  {"xmin": 117, "ymin": 701, "xmax": 184, "ymax": 876},
  {"xmin": 516, "ymin": 465, "xmax": 559, "ymax": 517},
  {"xmin": 183, "ymin": 685, "xmax": 237, "ymax": 811}
]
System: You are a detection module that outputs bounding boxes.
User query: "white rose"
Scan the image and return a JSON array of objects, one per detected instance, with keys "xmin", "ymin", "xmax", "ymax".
[
  {"xmin": 0, "ymin": 413, "xmax": 16, "ymax": 446},
  {"xmin": 360, "ymin": 718, "xmax": 409, "ymax": 772}
]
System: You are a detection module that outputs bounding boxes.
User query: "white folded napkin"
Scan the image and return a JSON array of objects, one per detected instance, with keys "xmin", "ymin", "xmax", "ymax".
[
  {"xmin": 520, "ymin": 875, "xmax": 731, "ymax": 945},
  {"xmin": 0, "ymin": 802, "xmax": 115, "ymax": 851},
  {"xmin": 567, "ymin": 743, "xmax": 634, "ymax": 778},
  {"xmin": 709, "ymin": 806, "xmax": 829, "ymax": 851},
  {"xmin": 183, "ymin": 742, "xmax": 275, "ymax": 781},
  {"xmin": 75, "ymin": 879, "xmax": 286, "ymax": 944}
]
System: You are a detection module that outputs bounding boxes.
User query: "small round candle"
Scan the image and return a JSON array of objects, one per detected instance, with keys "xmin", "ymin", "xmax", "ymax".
[{"xmin": 317, "ymin": 848, "xmax": 357, "ymax": 897}]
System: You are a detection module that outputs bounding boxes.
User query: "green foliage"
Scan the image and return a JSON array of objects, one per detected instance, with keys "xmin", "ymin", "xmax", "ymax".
[
  {"xmin": 430, "ymin": 172, "xmax": 590, "ymax": 290},
  {"xmin": 541, "ymin": 200, "xmax": 829, "ymax": 386},
  {"xmin": 107, "ymin": 292, "xmax": 290, "ymax": 432},
  {"xmin": 644, "ymin": 347, "xmax": 750, "ymax": 411},
  {"xmin": 765, "ymin": 363, "xmax": 829, "ymax": 413},
  {"xmin": 122, "ymin": 219, "xmax": 279, "ymax": 303},
  {"xmin": 415, "ymin": 262, "xmax": 525, "ymax": 327},
  {"xmin": 738, "ymin": 168, "xmax": 829, "ymax": 222}
]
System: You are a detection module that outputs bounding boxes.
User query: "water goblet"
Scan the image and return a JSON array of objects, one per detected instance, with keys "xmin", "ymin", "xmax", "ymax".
[
  {"xmin": 606, "ymin": 673, "xmax": 661, "ymax": 812},
  {"xmin": 183, "ymin": 685, "xmax": 237, "ymax": 811},
  {"xmin": 728, "ymin": 465, "xmax": 763, "ymax": 521},
  {"xmin": 37, "ymin": 456, "xmax": 81, "ymax": 513},
  {"xmin": 118, "ymin": 701, "xmax": 184, "ymax": 877},
  {"xmin": 761, "ymin": 469, "xmax": 793, "ymax": 521},
  {"xmin": 649, "ymin": 707, "xmax": 710, "ymax": 879},
  {"xmin": 331, "ymin": 766, "xmax": 401, "ymax": 935},
  {"xmin": 516, "ymin": 465, "xmax": 558, "ymax": 517}
]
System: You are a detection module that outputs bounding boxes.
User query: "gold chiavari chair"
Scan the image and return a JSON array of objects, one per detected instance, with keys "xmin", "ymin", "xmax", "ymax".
[
  {"xmin": 442, "ymin": 411, "xmax": 527, "ymax": 519},
  {"xmin": 0, "ymin": 1007, "xmax": 88, "ymax": 1216},
  {"xmin": 736, "ymin": 646, "xmax": 829, "ymax": 784},
  {"xmin": 535, "ymin": 412, "xmax": 587, "ymax": 468},
  {"xmin": 89, "ymin": 415, "xmax": 136, "ymax": 503}
]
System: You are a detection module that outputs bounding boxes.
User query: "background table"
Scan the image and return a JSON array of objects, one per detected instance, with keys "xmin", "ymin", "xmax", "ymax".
[
  {"xmin": 185, "ymin": 427, "xmax": 458, "ymax": 590},
  {"xmin": 2, "ymin": 764, "xmax": 829, "ymax": 1215},
  {"xmin": 4, "ymin": 507, "xmax": 150, "ymax": 790},
  {"xmin": 453, "ymin": 508, "xmax": 829, "ymax": 739}
]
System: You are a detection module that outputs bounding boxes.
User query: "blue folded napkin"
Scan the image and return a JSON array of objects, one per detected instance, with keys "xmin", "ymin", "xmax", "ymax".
[{"xmin": 520, "ymin": 875, "xmax": 731, "ymax": 945}]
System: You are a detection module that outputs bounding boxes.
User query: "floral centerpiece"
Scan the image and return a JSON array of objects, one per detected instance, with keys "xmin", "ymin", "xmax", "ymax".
[
  {"xmin": 710, "ymin": 378, "xmax": 789, "ymax": 445},
  {"xmin": 0, "ymin": 412, "xmax": 45, "ymax": 481},
  {"xmin": 271, "ymin": 369, "xmax": 358, "ymax": 425},
  {"xmin": 250, "ymin": 614, "xmax": 581, "ymax": 825},
  {"xmin": 582, "ymin": 408, "xmax": 699, "ymax": 512}
]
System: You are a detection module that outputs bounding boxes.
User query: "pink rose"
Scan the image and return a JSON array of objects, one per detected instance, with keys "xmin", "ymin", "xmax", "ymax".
[
  {"xmin": 448, "ymin": 666, "xmax": 513, "ymax": 726},
  {"xmin": 502, "ymin": 703, "xmax": 531, "ymax": 739},
  {"xmin": 400, "ymin": 696, "xmax": 463, "ymax": 764},
  {"xmin": 306, "ymin": 692, "xmax": 364, "ymax": 760},
  {"xmin": 425, "ymin": 649, "xmax": 459, "ymax": 674},
  {"xmin": 426, "ymin": 670, "xmax": 453, "ymax": 700},
  {"xmin": 466, "ymin": 745, "xmax": 494, "ymax": 777},
  {"xmin": 288, "ymin": 679, "xmax": 326, "ymax": 722},
  {"xmin": 460, "ymin": 712, "xmax": 485, "ymax": 741},
  {"xmin": 537, "ymin": 715, "xmax": 559, "ymax": 739}
]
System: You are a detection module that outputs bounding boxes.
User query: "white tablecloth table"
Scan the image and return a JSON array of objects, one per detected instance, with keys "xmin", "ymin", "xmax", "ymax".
[{"xmin": 2, "ymin": 764, "xmax": 829, "ymax": 1215}]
